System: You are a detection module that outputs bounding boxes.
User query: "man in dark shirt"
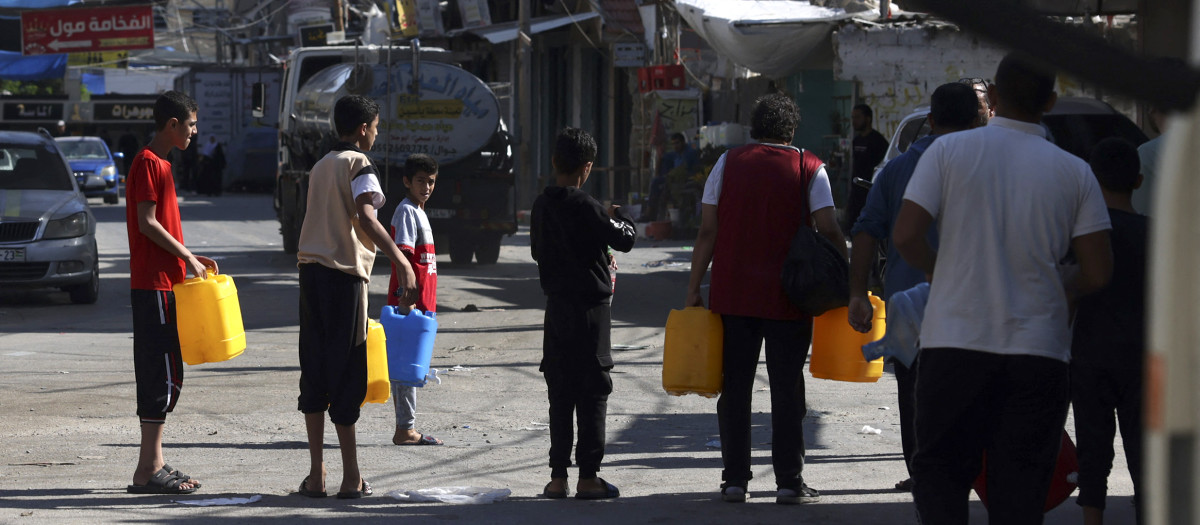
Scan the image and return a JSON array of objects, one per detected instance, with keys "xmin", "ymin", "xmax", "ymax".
[
  {"xmin": 847, "ymin": 83, "xmax": 981, "ymax": 493},
  {"xmin": 847, "ymin": 104, "xmax": 889, "ymax": 229},
  {"xmin": 1071, "ymin": 137, "xmax": 1148, "ymax": 525}
]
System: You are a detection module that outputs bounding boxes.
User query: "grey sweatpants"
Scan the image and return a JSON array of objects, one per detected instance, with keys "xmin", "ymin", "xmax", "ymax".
[{"xmin": 391, "ymin": 382, "xmax": 417, "ymax": 429}]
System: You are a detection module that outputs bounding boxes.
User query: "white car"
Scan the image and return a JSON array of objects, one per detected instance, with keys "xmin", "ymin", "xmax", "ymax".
[{"xmin": 875, "ymin": 96, "xmax": 1149, "ymax": 180}]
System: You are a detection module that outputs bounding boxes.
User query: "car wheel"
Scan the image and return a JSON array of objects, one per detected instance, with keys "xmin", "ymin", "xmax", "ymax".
[
  {"xmin": 68, "ymin": 255, "xmax": 100, "ymax": 304},
  {"xmin": 474, "ymin": 233, "xmax": 503, "ymax": 265},
  {"xmin": 104, "ymin": 194, "xmax": 119, "ymax": 205}
]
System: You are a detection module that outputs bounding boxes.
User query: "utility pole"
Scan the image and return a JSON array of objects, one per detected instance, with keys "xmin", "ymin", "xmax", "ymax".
[{"xmin": 515, "ymin": 0, "xmax": 534, "ymax": 208}]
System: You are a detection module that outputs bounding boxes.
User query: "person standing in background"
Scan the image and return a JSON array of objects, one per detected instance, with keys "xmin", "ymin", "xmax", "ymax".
[{"xmin": 846, "ymin": 104, "xmax": 889, "ymax": 230}]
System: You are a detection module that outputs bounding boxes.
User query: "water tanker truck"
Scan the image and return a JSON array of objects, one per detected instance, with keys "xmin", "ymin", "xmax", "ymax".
[{"xmin": 274, "ymin": 44, "xmax": 514, "ymax": 263}]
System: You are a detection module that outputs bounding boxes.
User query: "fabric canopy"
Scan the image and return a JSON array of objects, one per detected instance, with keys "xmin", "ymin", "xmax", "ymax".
[
  {"xmin": 0, "ymin": 51, "xmax": 66, "ymax": 80},
  {"xmin": 454, "ymin": 12, "xmax": 601, "ymax": 44},
  {"xmin": 674, "ymin": 0, "xmax": 877, "ymax": 78}
]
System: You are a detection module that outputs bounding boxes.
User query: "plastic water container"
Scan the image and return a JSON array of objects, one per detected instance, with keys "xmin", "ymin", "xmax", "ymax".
[
  {"xmin": 810, "ymin": 294, "xmax": 886, "ymax": 382},
  {"xmin": 381, "ymin": 306, "xmax": 438, "ymax": 387},
  {"xmin": 662, "ymin": 306, "xmax": 723, "ymax": 397},
  {"xmin": 362, "ymin": 319, "xmax": 390, "ymax": 405},
  {"xmin": 173, "ymin": 270, "xmax": 246, "ymax": 365},
  {"xmin": 974, "ymin": 430, "xmax": 1078, "ymax": 512}
]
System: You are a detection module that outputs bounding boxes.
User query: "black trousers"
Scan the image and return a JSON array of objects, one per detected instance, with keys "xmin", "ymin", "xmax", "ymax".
[
  {"xmin": 131, "ymin": 289, "xmax": 183, "ymax": 423},
  {"xmin": 542, "ymin": 297, "xmax": 613, "ymax": 478},
  {"xmin": 895, "ymin": 357, "xmax": 918, "ymax": 476},
  {"xmin": 912, "ymin": 348, "xmax": 1070, "ymax": 525},
  {"xmin": 297, "ymin": 263, "xmax": 367, "ymax": 426},
  {"xmin": 1071, "ymin": 360, "xmax": 1143, "ymax": 521},
  {"xmin": 717, "ymin": 315, "xmax": 812, "ymax": 490}
]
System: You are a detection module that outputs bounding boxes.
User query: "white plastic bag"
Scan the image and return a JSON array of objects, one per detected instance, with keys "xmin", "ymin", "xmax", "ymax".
[{"xmin": 387, "ymin": 486, "xmax": 511, "ymax": 504}]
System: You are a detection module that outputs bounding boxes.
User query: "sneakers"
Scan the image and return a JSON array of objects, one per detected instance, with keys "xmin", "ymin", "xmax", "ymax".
[
  {"xmin": 776, "ymin": 483, "xmax": 820, "ymax": 505},
  {"xmin": 720, "ymin": 484, "xmax": 747, "ymax": 503}
]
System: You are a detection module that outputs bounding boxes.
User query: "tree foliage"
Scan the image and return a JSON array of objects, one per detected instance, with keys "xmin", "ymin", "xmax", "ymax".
[{"xmin": 0, "ymin": 79, "xmax": 63, "ymax": 96}]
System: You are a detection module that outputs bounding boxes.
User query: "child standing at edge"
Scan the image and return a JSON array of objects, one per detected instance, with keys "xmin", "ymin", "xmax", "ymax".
[
  {"xmin": 125, "ymin": 90, "xmax": 215, "ymax": 494},
  {"xmin": 1072, "ymin": 137, "xmax": 1148, "ymax": 525},
  {"xmin": 296, "ymin": 94, "xmax": 417, "ymax": 499},
  {"xmin": 530, "ymin": 127, "xmax": 637, "ymax": 500},
  {"xmin": 386, "ymin": 153, "xmax": 444, "ymax": 447}
]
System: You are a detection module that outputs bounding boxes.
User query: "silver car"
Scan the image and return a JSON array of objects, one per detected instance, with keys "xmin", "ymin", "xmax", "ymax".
[{"xmin": 0, "ymin": 129, "xmax": 100, "ymax": 304}]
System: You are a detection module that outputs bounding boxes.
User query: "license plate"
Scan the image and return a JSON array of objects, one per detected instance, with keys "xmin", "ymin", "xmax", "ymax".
[
  {"xmin": 426, "ymin": 208, "xmax": 455, "ymax": 219},
  {"xmin": 0, "ymin": 247, "xmax": 25, "ymax": 262}
]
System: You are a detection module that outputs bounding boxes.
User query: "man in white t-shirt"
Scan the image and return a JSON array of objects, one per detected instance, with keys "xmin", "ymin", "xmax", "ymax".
[{"xmin": 894, "ymin": 53, "xmax": 1113, "ymax": 524}]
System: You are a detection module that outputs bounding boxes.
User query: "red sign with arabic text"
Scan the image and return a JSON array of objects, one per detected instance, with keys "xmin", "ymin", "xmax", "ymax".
[{"xmin": 21, "ymin": 5, "xmax": 154, "ymax": 57}]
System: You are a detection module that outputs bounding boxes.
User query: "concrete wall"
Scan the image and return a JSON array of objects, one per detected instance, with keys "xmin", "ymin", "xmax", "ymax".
[
  {"xmin": 834, "ymin": 23, "xmax": 1006, "ymax": 138},
  {"xmin": 834, "ymin": 21, "xmax": 1141, "ymax": 139}
]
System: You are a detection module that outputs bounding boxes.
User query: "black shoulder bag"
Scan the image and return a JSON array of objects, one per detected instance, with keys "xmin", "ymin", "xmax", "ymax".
[{"xmin": 780, "ymin": 152, "xmax": 850, "ymax": 316}]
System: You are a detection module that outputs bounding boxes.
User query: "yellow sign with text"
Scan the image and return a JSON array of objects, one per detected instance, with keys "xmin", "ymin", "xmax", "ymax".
[
  {"xmin": 68, "ymin": 51, "xmax": 128, "ymax": 68},
  {"xmin": 396, "ymin": 98, "xmax": 464, "ymax": 120}
]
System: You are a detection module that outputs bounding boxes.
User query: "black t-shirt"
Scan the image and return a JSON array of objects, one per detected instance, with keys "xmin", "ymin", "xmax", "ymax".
[
  {"xmin": 852, "ymin": 129, "xmax": 888, "ymax": 180},
  {"xmin": 531, "ymin": 186, "xmax": 636, "ymax": 303},
  {"xmin": 1071, "ymin": 208, "xmax": 1149, "ymax": 369}
]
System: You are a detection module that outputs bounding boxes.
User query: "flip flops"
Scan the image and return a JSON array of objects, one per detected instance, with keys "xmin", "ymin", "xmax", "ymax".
[
  {"xmin": 336, "ymin": 478, "xmax": 373, "ymax": 499},
  {"xmin": 127, "ymin": 467, "xmax": 199, "ymax": 495},
  {"xmin": 396, "ymin": 433, "xmax": 443, "ymax": 446},
  {"xmin": 298, "ymin": 475, "xmax": 327, "ymax": 498},
  {"xmin": 574, "ymin": 478, "xmax": 620, "ymax": 500}
]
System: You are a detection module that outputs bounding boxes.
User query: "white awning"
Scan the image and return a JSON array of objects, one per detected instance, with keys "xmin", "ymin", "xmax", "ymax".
[
  {"xmin": 457, "ymin": 11, "xmax": 601, "ymax": 44},
  {"xmin": 675, "ymin": 0, "xmax": 878, "ymax": 77}
]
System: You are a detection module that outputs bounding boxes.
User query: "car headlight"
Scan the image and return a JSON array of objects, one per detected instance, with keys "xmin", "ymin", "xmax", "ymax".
[
  {"xmin": 99, "ymin": 165, "xmax": 117, "ymax": 178},
  {"xmin": 43, "ymin": 212, "xmax": 89, "ymax": 239}
]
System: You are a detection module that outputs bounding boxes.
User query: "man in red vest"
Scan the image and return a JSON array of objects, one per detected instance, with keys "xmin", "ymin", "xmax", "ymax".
[{"xmin": 686, "ymin": 93, "xmax": 847, "ymax": 504}]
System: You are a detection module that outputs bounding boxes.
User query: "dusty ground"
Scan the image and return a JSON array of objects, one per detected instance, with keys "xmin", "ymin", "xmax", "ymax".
[{"xmin": 0, "ymin": 195, "xmax": 1136, "ymax": 523}]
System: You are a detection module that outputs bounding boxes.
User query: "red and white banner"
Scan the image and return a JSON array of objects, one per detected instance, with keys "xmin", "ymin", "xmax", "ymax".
[{"xmin": 22, "ymin": 5, "xmax": 155, "ymax": 57}]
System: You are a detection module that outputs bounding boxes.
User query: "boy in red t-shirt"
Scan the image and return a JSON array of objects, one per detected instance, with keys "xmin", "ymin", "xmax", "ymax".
[
  {"xmin": 386, "ymin": 153, "xmax": 443, "ymax": 446},
  {"xmin": 124, "ymin": 90, "xmax": 216, "ymax": 495}
]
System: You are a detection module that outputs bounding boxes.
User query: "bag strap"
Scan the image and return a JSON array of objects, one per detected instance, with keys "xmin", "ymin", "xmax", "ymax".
[{"xmin": 797, "ymin": 148, "xmax": 813, "ymax": 228}]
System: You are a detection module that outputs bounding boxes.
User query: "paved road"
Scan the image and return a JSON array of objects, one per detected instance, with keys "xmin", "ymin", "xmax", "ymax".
[{"xmin": 0, "ymin": 194, "xmax": 1136, "ymax": 523}]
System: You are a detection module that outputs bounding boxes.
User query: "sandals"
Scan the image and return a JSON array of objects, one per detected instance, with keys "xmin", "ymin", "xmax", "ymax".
[
  {"xmin": 127, "ymin": 467, "xmax": 199, "ymax": 495},
  {"xmin": 542, "ymin": 480, "xmax": 569, "ymax": 499},
  {"xmin": 298, "ymin": 475, "xmax": 327, "ymax": 498},
  {"xmin": 336, "ymin": 478, "xmax": 373, "ymax": 499},
  {"xmin": 575, "ymin": 478, "xmax": 620, "ymax": 500},
  {"xmin": 396, "ymin": 433, "xmax": 443, "ymax": 446},
  {"xmin": 163, "ymin": 464, "xmax": 201, "ymax": 489}
]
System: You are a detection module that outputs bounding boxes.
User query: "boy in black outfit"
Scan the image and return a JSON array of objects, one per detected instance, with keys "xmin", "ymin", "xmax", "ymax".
[
  {"xmin": 531, "ymin": 127, "xmax": 637, "ymax": 500},
  {"xmin": 1071, "ymin": 137, "xmax": 1148, "ymax": 525}
]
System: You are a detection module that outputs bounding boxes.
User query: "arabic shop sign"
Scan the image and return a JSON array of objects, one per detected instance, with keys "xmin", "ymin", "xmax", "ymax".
[
  {"xmin": 3, "ymin": 102, "xmax": 63, "ymax": 121},
  {"xmin": 94, "ymin": 102, "xmax": 155, "ymax": 122},
  {"xmin": 21, "ymin": 5, "xmax": 155, "ymax": 56}
]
